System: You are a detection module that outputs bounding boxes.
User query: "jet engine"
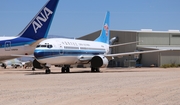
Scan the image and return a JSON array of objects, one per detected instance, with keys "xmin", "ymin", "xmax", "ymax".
[
  {"xmin": 91, "ymin": 55, "xmax": 108, "ymax": 68},
  {"xmin": 33, "ymin": 59, "xmax": 43, "ymax": 69}
]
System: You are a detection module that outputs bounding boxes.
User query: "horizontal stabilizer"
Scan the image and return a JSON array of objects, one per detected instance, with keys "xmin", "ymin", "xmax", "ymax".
[
  {"xmin": 11, "ymin": 54, "xmax": 34, "ymax": 58},
  {"xmin": 109, "ymin": 41, "xmax": 142, "ymax": 48}
]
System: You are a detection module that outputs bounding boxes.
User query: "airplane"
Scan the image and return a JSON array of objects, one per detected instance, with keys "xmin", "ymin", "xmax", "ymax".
[
  {"xmin": 33, "ymin": 11, "xmax": 169, "ymax": 74},
  {"xmin": 1, "ymin": 58, "xmax": 23, "ymax": 69},
  {"xmin": 0, "ymin": 0, "xmax": 59, "ymax": 62},
  {"xmin": 16, "ymin": 57, "xmax": 34, "ymax": 69},
  {"xmin": 1, "ymin": 57, "xmax": 34, "ymax": 69}
]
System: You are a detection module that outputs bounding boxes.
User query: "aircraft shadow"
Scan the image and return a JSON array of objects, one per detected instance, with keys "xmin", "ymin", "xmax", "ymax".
[
  {"xmin": 26, "ymin": 70, "xmax": 102, "ymax": 75},
  {"xmin": 26, "ymin": 68, "xmax": 153, "ymax": 75}
]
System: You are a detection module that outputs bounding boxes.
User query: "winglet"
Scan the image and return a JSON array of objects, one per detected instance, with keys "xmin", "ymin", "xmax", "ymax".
[
  {"xmin": 18, "ymin": 0, "xmax": 59, "ymax": 40},
  {"xmin": 95, "ymin": 11, "xmax": 110, "ymax": 44}
]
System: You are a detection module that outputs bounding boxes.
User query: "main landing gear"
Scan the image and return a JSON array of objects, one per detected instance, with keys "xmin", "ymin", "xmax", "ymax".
[
  {"xmin": 61, "ymin": 65, "xmax": 70, "ymax": 73},
  {"xmin": 44, "ymin": 65, "xmax": 70, "ymax": 74},
  {"xmin": 45, "ymin": 68, "xmax": 51, "ymax": 74},
  {"xmin": 44, "ymin": 66, "xmax": 100, "ymax": 74}
]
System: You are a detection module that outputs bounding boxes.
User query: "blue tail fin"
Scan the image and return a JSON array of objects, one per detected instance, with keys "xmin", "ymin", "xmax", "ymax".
[
  {"xmin": 95, "ymin": 11, "xmax": 110, "ymax": 44},
  {"xmin": 18, "ymin": 0, "xmax": 59, "ymax": 40}
]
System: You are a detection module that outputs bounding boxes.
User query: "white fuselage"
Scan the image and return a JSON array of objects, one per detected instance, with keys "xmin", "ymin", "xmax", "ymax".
[
  {"xmin": 34, "ymin": 38, "xmax": 109, "ymax": 65},
  {"xmin": 0, "ymin": 36, "xmax": 35, "ymax": 61}
]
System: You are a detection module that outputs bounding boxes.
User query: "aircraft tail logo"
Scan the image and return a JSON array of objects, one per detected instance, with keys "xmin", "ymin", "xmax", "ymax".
[
  {"xmin": 18, "ymin": 0, "xmax": 59, "ymax": 40},
  {"xmin": 95, "ymin": 11, "xmax": 110, "ymax": 44},
  {"xmin": 104, "ymin": 23, "xmax": 109, "ymax": 36},
  {"xmin": 32, "ymin": 7, "xmax": 53, "ymax": 33}
]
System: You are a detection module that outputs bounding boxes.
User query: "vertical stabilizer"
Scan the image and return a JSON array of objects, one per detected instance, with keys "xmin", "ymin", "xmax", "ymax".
[
  {"xmin": 18, "ymin": 0, "xmax": 59, "ymax": 40},
  {"xmin": 95, "ymin": 11, "xmax": 110, "ymax": 44}
]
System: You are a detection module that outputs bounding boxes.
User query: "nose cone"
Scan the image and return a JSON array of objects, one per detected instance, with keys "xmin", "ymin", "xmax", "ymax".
[{"xmin": 34, "ymin": 49, "xmax": 44, "ymax": 59}]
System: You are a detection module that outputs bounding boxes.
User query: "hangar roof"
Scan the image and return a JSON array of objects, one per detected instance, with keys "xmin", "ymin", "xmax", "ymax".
[{"xmin": 111, "ymin": 29, "xmax": 180, "ymax": 34}]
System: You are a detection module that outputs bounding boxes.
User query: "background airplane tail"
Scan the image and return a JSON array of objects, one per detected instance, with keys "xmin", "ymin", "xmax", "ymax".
[
  {"xmin": 95, "ymin": 11, "xmax": 110, "ymax": 44},
  {"xmin": 17, "ymin": 0, "xmax": 59, "ymax": 40}
]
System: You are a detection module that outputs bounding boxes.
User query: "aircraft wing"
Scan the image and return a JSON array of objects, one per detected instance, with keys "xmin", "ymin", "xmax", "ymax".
[
  {"xmin": 105, "ymin": 49, "xmax": 170, "ymax": 58},
  {"xmin": 77, "ymin": 49, "xmax": 170, "ymax": 62},
  {"xmin": 10, "ymin": 54, "xmax": 34, "ymax": 58}
]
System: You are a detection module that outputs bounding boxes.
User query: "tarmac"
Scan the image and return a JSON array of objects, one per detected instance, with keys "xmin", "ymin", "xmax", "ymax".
[{"xmin": 0, "ymin": 66, "xmax": 180, "ymax": 105}]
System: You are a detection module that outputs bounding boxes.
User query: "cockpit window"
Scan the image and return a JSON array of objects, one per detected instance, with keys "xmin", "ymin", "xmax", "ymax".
[
  {"xmin": 41, "ymin": 45, "xmax": 47, "ymax": 47},
  {"xmin": 36, "ymin": 45, "xmax": 40, "ymax": 48},
  {"xmin": 47, "ymin": 45, "xmax": 53, "ymax": 48},
  {"xmin": 36, "ymin": 44, "xmax": 53, "ymax": 48}
]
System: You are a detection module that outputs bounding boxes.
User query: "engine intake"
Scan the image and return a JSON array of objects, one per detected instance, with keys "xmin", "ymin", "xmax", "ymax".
[
  {"xmin": 33, "ymin": 59, "xmax": 43, "ymax": 69},
  {"xmin": 91, "ymin": 55, "xmax": 108, "ymax": 68}
]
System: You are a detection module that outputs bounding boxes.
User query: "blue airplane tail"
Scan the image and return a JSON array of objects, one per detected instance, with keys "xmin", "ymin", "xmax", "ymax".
[
  {"xmin": 17, "ymin": 0, "xmax": 59, "ymax": 40},
  {"xmin": 95, "ymin": 11, "xmax": 110, "ymax": 44}
]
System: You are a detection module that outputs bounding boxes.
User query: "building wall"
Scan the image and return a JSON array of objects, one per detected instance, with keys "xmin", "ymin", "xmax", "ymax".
[
  {"xmin": 138, "ymin": 33, "xmax": 170, "ymax": 45},
  {"xmin": 137, "ymin": 32, "xmax": 180, "ymax": 66},
  {"xmin": 110, "ymin": 31, "xmax": 137, "ymax": 67},
  {"xmin": 78, "ymin": 30, "xmax": 101, "ymax": 41},
  {"xmin": 160, "ymin": 51, "xmax": 180, "ymax": 65},
  {"xmin": 141, "ymin": 52, "xmax": 159, "ymax": 67},
  {"xmin": 138, "ymin": 32, "xmax": 180, "ymax": 46},
  {"xmin": 170, "ymin": 34, "xmax": 180, "ymax": 45}
]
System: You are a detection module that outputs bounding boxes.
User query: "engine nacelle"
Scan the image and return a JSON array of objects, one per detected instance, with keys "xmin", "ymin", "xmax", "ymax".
[
  {"xmin": 33, "ymin": 59, "xmax": 43, "ymax": 69},
  {"xmin": 91, "ymin": 55, "xmax": 108, "ymax": 68}
]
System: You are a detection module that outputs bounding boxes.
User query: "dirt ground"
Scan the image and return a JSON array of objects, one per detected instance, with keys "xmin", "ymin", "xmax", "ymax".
[{"xmin": 0, "ymin": 67, "xmax": 180, "ymax": 105}]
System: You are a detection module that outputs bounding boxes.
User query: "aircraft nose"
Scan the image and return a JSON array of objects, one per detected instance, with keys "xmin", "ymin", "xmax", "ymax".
[{"xmin": 34, "ymin": 50, "xmax": 44, "ymax": 59}]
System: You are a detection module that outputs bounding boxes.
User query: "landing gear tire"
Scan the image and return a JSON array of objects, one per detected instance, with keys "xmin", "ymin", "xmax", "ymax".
[
  {"xmin": 91, "ymin": 67, "xmax": 95, "ymax": 72},
  {"xmin": 91, "ymin": 67, "xmax": 100, "ymax": 72},
  {"xmin": 45, "ymin": 68, "xmax": 51, "ymax": 74},
  {"xmin": 61, "ymin": 67, "xmax": 65, "ymax": 73},
  {"xmin": 2, "ymin": 64, "xmax": 6, "ymax": 69},
  {"xmin": 32, "ymin": 68, "xmax": 35, "ymax": 71},
  {"xmin": 61, "ymin": 66, "xmax": 70, "ymax": 73},
  {"xmin": 66, "ymin": 67, "xmax": 70, "ymax": 73},
  {"xmin": 96, "ymin": 68, "xmax": 100, "ymax": 72}
]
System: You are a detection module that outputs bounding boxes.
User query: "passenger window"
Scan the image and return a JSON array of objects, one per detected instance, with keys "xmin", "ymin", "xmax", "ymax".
[{"xmin": 41, "ymin": 45, "xmax": 46, "ymax": 47}]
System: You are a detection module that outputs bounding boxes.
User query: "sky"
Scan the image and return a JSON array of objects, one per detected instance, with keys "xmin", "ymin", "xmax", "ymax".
[{"xmin": 0, "ymin": 0, "xmax": 180, "ymax": 38}]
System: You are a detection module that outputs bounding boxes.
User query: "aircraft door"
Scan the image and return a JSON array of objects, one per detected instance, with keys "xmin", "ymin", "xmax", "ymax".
[
  {"xmin": 46, "ymin": 43, "xmax": 53, "ymax": 56},
  {"xmin": 59, "ymin": 45, "xmax": 64, "ymax": 55},
  {"xmin": 5, "ymin": 41, "xmax": 11, "ymax": 51}
]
